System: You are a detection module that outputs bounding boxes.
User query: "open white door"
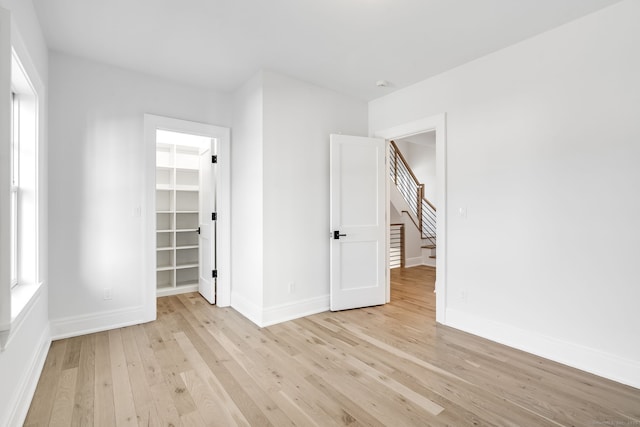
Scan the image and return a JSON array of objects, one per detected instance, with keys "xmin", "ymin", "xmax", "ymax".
[
  {"xmin": 198, "ymin": 142, "xmax": 216, "ymax": 304},
  {"xmin": 330, "ymin": 134, "xmax": 386, "ymax": 311}
]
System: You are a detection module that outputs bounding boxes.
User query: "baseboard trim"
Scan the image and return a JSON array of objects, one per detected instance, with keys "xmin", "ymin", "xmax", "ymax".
[
  {"xmin": 157, "ymin": 284, "xmax": 199, "ymax": 298},
  {"xmin": 5, "ymin": 325, "xmax": 51, "ymax": 427},
  {"xmin": 262, "ymin": 295, "xmax": 329, "ymax": 327},
  {"xmin": 405, "ymin": 256, "xmax": 423, "ymax": 268},
  {"xmin": 231, "ymin": 293, "xmax": 330, "ymax": 328},
  {"xmin": 446, "ymin": 308, "xmax": 640, "ymax": 389},
  {"xmin": 422, "ymin": 259, "xmax": 436, "ymax": 267},
  {"xmin": 50, "ymin": 306, "xmax": 147, "ymax": 340},
  {"xmin": 230, "ymin": 292, "xmax": 264, "ymax": 327}
]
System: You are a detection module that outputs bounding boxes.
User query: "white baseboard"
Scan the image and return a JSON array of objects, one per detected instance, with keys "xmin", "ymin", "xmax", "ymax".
[
  {"xmin": 230, "ymin": 292, "xmax": 264, "ymax": 327},
  {"xmin": 232, "ymin": 292, "xmax": 330, "ymax": 328},
  {"xmin": 446, "ymin": 308, "xmax": 640, "ymax": 389},
  {"xmin": 50, "ymin": 306, "xmax": 147, "ymax": 340},
  {"xmin": 157, "ymin": 284, "xmax": 199, "ymax": 298},
  {"xmin": 422, "ymin": 258, "xmax": 436, "ymax": 267},
  {"xmin": 5, "ymin": 325, "xmax": 51, "ymax": 427},
  {"xmin": 405, "ymin": 256, "xmax": 423, "ymax": 268},
  {"xmin": 262, "ymin": 295, "xmax": 329, "ymax": 327}
]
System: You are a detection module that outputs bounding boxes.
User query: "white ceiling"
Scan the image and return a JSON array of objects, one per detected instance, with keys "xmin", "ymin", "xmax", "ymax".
[{"xmin": 33, "ymin": 0, "xmax": 621, "ymax": 101}]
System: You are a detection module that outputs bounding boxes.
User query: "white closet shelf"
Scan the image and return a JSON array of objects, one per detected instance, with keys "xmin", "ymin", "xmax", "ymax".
[
  {"xmin": 156, "ymin": 140, "xmax": 202, "ymax": 296},
  {"xmin": 176, "ymin": 280, "xmax": 198, "ymax": 287},
  {"xmin": 176, "ymin": 263, "xmax": 198, "ymax": 270}
]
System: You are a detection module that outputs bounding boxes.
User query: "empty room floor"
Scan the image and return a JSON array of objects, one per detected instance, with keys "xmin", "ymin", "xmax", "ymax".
[{"xmin": 25, "ymin": 266, "xmax": 640, "ymax": 426}]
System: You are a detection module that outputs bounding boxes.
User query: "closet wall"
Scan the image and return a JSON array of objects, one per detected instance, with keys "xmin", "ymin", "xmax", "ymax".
[{"xmin": 48, "ymin": 51, "xmax": 230, "ymax": 337}]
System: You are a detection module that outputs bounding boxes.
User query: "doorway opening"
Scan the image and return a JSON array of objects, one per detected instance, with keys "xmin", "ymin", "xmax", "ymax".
[
  {"xmin": 375, "ymin": 114, "xmax": 447, "ymax": 325},
  {"xmin": 389, "ymin": 131, "xmax": 437, "ymax": 270},
  {"xmin": 155, "ymin": 130, "xmax": 215, "ymax": 301},
  {"xmin": 388, "ymin": 131, "xmax": 437, "ymax": 318},
  {"xmin": 143, "ymin": 115, "xmax": 230, "ymax": 323}
]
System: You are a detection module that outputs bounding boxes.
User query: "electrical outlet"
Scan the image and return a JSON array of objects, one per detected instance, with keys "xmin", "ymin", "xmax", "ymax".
[
  {"xmin": 104, "ymin": 288, "xmax": 112, "ymax": 300},
  {"xmin": 459, "ymin": 289, "xmax": 468, "ymax": 302},
  {"xmin": 288, "ymin": 282, "xmax": 295, "ymax": 294}
]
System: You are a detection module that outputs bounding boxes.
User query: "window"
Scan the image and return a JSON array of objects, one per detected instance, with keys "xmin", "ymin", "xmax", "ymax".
[
  {"xmin": 10, "ymin": 91, "xmax": 19, "ymax": 288},
  {"xmin": 1, "ymin": 6, "xmax": 43, "ymax": 343},
  {"xmin": 8, "ymin": 49, "xmax": 38, "ymax": 292}
]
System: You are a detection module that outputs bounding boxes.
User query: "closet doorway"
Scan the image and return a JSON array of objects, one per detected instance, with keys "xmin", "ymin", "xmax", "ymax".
[{"xmin": 143, "ymin": 115, "xmax": 230, "ymax": 321}]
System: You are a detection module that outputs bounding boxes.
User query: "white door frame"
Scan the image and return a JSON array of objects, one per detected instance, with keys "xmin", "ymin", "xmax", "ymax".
[
  {"xmin": 374, "ymin": 113, "xmax": 447, "ymax": 325},
  {"xmin": 143, "ymin": 114, "xmax": 231, "ymax": 322}
]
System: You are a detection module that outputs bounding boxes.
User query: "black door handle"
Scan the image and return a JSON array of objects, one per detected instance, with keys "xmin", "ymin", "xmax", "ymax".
[{"xmin": 333, "ymin": 230, "xmax": 347, "ymax": 240}]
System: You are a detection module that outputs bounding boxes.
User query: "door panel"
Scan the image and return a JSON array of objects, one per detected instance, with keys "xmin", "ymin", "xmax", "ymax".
[
  {"xmin": 198, "ymin": 143, "xmax": 216, "ymax": 304},
  {"xmin": 330, "ymin": 134, "xmax": 386, "ymax": 311}
]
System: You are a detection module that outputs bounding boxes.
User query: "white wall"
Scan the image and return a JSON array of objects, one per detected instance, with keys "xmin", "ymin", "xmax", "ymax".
[
  {"xmin": 0, "ymin": 0, "xmax": 46, "ymax": 78},
  {"xmin": 403, "ymin": 135, "xmax": 437, "ymax": 203},
  {"xmin": 230, "ymin": 72, "xmax": 264, "ymax": 324},
  {"xmin": 0, "ymin": 1, "xmax": 50, "ymax": 425},
  {"xmin": 370, "ymin": 0, "xmax": 640, "ymax": 388},
  {"xmin": 390, "ymin": 202, "xmax": 423, "ymax": 264},
  {"xmin": 230, "ymin": 70, "xmax": 367, "ymax": 326},
  {"xmin": 48, "ymin": 52, "xmax": 231, "ymax": 337},
  {"xmin": 261, "ymin": 71, "xmax": 368, "ymax": 323}
]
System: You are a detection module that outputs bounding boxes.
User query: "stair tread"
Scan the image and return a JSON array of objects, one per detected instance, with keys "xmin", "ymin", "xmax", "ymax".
[
  {"xmin": 429, "ymin": 255, "xmax": 436, "ymax": 259},
  {"xmin": 421, "ymin": 245, "xmax": 436, "ymax": 249}
]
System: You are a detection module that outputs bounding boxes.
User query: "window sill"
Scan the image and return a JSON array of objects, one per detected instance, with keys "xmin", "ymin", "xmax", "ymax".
[{"xmin": 0, "ymin": 281, "xmax": 44, "ymax": 351}]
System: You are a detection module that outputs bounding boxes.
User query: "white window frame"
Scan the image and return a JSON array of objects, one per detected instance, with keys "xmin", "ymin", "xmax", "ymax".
[
  {"xmin": 1, "ymin": 8, "xmax": 44, "ymax": 347},
  {"xmin": 10, "ymin": 90, "xmax": 19, "ymax": 289},
  {"xmin": 8, "ymin": 50, "xmax": 38, "ymax": 294}
]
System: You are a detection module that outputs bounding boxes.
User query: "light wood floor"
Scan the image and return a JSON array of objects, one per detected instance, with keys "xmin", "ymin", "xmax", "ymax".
[{"xmin": 25, "ymin": 266, "xmax": 639, "ymax": 426}]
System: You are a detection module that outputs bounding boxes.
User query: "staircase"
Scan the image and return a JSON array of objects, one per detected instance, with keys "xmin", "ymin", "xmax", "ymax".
[{"xmin": 389, "ymin": 140, "xmax": 436, "ymax": 263}]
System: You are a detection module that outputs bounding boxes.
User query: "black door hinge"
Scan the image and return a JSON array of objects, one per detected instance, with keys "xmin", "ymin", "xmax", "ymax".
[
  {"xmin": 197, "ymin": 227, "xmax": 201, "ymax": 235},
  {"xmin": 212, "ymin": 270, "xmax": 217, "ymax": 278},
  {"xmin": 212, "ymin": 155, "xmax": 217, "ymax": 164},
  {"xmin": 212, "ymin": 212, "xmax": 217, "ymax": 221}
]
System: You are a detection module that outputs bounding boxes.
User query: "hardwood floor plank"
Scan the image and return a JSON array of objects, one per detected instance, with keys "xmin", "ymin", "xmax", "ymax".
[
  {"xmin": 61, "ymin": 336, "xmax": 82, "ymax": 370},
  {"xmin": 168, "ymin": 305, "xmax": 273, "ymax": 426},
  {"xmin": 70, "ymin": 334, "xmax": 95, "ymax": 427},
  {"xmin": 26, "ymin": 266, "xmax": 640, "ymax": 426},
  {"xmin": 108, "ymin": 329, "xmax": 139, "ymax": 426},
  {"xmin": 149, "ymin": 381, "xmax": 182, "ymax": 427},
  {"xmin": 47, "ymin": 367, "xmax": 77, "ymax": 426},
  {"xmin": 175, "ymin": 333, "xmax": 249, "ymax": 427},
  {"xmin": 131, "ymin": 321, "xmax": 164, "ymax": 387},
  {"xmin": 94, "ymin": 331, "xmax": 116, "ymax": 426},
  {"xmin": 120, "ymin": 326, "xmax": 154, "ymax": 426},
  {"xmin": 177, "ymin": 303, "xmax": 294, "ymax": 426},
  {"xmin": 24, "ymin": 340, "xmax": 67, "ymax": 426}
]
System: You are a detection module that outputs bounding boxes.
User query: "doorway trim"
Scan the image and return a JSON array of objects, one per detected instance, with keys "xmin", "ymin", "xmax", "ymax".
[
  {"xmin": 374, "ymin": 113, "xmax": 447, "ymax": 324},
  {"xmin": 143, "ymin": 114, "xmax": 231, "ymax": 323}
]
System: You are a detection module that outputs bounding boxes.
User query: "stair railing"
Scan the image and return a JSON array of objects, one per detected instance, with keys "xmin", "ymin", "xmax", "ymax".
[
  {"xmin": 421, "ymin": 197, "xmax": 436, "ymax": 246},
  {"xmin": 389, "ymin": 223, "xmax": 405, "ymax": 268},
  {"xmin": 389, "ymin": 140, "xmax": 436, "ymax": 245}
]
